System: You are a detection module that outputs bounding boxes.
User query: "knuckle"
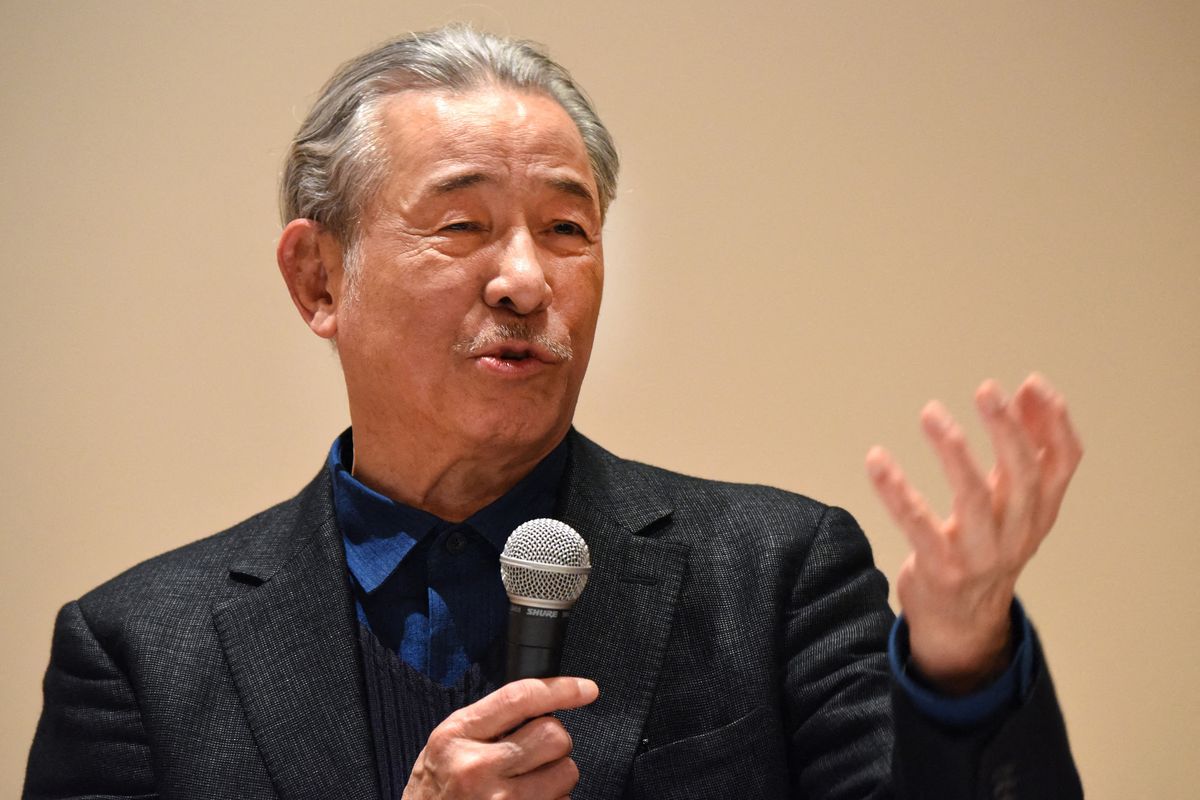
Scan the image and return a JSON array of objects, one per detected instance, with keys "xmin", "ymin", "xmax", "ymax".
[
  {"xmin": 527, "ymin": 714, "xmax": 559, "ymax": 737},
  {"xmin": 425, "ymin": 723, "xmax": 455, "ymax": 753},
  {"xmin": 496, "ymin": 736, "xmax": 524, "ymax": 764},
  {"xmin": 524, "ymin": 716, "xmax": 573, "ymax": 758},
  {"xmin": 503, "ymin": 679, "xmax": 538, "ymax": 712},
  {"xmin": 903, "ymin": 497, "xmax": 927, "ymax": 523},
  {"xmin": 454, "ymin": 749, "xmax": 491, "ymax": 782},
  {"xmin": 931, "ymin": 555, "xmax": 969, "ymax": 590},
  {"xmin": 941, "ymin": 566, "xmax": 967, "ymax": 591}
]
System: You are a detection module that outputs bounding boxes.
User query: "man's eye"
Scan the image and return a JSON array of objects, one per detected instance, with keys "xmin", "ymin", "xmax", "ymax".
[
  {"xmin": 441, "ymin": 221, "xmax": 482, "ymax": 233},
  {"xmin": 551, "ymin": 221, "xmax": 586, "ymax": 237}
]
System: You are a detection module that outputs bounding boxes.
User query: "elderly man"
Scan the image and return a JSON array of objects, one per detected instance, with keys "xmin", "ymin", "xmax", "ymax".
[{"xmin": 25, "ymin": 25, "xmax": 1083, "ymax": 799}]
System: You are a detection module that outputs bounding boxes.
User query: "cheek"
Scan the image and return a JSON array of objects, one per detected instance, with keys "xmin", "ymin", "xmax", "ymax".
[
  {"xmin": 575, "ymin": 274, "xmax": 604, "ymax": 337},
  {"xmin": 349, "ymin": 262, "xmax": 482, "ymax": 333},
  {"xmin": 553, "ymin": 255, "xmax": 604, "ymax": 321}
]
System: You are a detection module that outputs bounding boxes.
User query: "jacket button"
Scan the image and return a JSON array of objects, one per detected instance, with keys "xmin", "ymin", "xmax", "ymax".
[{"xmin": 445, "ymin": 530, "xmax": 468, "ymax": 555}]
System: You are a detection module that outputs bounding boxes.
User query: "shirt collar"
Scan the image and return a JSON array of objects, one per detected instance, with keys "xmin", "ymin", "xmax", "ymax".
[{"xmin": 328, "ymin": 428, "xmax": 569, "ymax": 593}]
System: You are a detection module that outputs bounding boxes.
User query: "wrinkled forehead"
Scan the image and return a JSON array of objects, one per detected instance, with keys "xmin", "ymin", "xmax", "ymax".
[
  {"xmin": 374, "ymin": 87, "xmax": 596, "ymax": 186},
  {"xmin": 384, "ymin": 88, "xmax": 585, "ymax": 160}
]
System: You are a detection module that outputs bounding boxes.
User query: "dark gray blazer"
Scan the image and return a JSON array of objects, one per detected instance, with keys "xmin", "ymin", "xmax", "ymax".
[{"xmin": 25, "ymin": 431, "xmax": 1081, "ymax": 799}]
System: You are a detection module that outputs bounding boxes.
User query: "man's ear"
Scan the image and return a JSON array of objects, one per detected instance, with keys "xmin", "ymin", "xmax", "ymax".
[{"xmin": 276, "ymin": 219, "xmax": 345, "ymax": 340}]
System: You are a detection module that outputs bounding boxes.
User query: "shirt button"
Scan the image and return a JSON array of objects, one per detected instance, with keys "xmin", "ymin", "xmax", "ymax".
[{"xmin": 445, "ymin": 530, "xmax": 468, "ymax": 555}]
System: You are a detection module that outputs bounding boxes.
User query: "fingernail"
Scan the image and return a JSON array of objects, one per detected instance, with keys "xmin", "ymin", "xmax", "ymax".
[
  {"xmin": 922, "ymin": 406, "xmax": 949, "ymax": 436},
  {"xmin": 981, "ymin": 390, "xmax": 1006, "ymax": 416}
]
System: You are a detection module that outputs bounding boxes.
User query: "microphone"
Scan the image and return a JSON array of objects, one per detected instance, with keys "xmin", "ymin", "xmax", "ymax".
[{"xmin": 499, "ymin": 518, "xmax": 591, "ymax": 682}]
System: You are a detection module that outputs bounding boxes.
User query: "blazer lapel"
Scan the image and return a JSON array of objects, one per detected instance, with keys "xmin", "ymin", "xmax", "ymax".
[
  {"xmin": 208, "ymin": 434, "xmax": 685, "ymax": 800},
  {"xmin": 556, "ymin": 432, "xmax": 690, "ymax": 800},
  {"xmin": 213, "ymin": 472, "xmax": 379, "ymax": 800}
]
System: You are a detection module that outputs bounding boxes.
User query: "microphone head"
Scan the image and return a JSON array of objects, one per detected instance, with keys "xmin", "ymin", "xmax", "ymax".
[{"xmin": 499, "ymin": 518, "xmax": 591, "ymax": 609}]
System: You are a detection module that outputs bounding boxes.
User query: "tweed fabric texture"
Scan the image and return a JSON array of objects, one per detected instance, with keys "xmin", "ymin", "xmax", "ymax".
[
  {"xmin": 25, "ymin": 471, "xmax": 378, "ymax": 799},
  {"xmin": 24, "ymin": 430, "xmax": 1081, "ymax": 799}
]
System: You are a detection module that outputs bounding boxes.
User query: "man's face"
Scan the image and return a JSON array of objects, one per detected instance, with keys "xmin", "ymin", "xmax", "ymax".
[{"xmin": 333, "ymin": 87, "xmax": 604, "ymax": 458}]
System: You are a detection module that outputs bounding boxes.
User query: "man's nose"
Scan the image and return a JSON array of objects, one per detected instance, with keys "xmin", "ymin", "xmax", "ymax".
[{"xmin": 483, "ymin": 228, "xmax": 553, "ymax": 315}]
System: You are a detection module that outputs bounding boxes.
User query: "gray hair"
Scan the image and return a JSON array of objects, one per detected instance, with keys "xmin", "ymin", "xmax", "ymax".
[{"xmin": 279, "ymin": 25, "xmax": 619, "ymax": 255}]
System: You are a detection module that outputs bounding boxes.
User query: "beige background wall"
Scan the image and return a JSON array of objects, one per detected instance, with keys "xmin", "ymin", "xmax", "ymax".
[{"xmin": 3, "ymin": 1, "xmax": 1197, "ymax": 796}]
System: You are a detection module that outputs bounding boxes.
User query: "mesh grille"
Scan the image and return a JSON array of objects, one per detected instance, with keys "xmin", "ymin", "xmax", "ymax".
[{"xmin": 499, "ymin": 518, "xmax": 591, "ymax": 607}]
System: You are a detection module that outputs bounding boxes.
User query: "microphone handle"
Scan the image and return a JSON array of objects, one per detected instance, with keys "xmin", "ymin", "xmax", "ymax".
[{"xmin": 506, "ymin": 604, "xmax": 571, "ymax": 681}]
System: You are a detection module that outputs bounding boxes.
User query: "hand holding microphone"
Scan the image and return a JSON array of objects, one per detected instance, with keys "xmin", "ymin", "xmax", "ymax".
[
  {"xmin": 403, "ymin": 519, "xmax": 595, "ymax": 800},
  {"xmin": 402, "ymin": 676, "xmax": 597, "ymax": 800}
]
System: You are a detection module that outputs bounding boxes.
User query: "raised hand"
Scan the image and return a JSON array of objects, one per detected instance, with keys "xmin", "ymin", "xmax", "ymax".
[
  {"xmin": 403, "ymin": 676, "xmax": 598, "ymax": 800},
  {"xmin": 865, "ymin": 374, "xmax": 1083, "ymax": 693}
]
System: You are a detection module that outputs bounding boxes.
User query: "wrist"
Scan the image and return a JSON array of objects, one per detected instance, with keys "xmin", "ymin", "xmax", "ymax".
[
  {"xmin": 911, "ymin": 633, "xmax": 1013, "ymax": 696},
  {"xmin": 908, "ymin": 615, "xmax": 1014, "ymax": 696}
]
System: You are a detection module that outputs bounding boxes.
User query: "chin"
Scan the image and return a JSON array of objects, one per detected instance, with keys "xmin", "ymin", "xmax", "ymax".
[{"xmin": 460, "ymin": 408, "xmax": 571, "ymax": 454}]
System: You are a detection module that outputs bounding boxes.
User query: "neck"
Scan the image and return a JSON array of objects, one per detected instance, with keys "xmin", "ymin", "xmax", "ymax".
[{"xmin": 347, "ymin": 424, "xmax": 564, "ymax": 522}]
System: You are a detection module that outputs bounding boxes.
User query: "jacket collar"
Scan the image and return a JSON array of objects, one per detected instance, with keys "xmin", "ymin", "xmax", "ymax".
[
  {"xmin": 555, "ymin": 432, "xmax": 689, "ymax": 800},
  {"xmin": 213, "ymin": 429, "xmax": 686, "ymax": 800},
  {"xmin": 214, "ymin": 469, "xmax": 380, "ymax": 800}
]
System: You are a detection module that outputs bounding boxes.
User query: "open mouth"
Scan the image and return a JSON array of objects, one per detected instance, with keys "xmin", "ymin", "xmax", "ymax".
[{"xmin": 467, "ymin": 336, "xmax": 568, "ymax": 369}]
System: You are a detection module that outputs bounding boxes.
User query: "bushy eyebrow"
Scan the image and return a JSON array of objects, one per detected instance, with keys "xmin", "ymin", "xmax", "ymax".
[
  {"xmin": 427, "ymin": 171, "xmax": 597, "ymax": 212},
  {"xmin": 431, "ymin": 172, "xmax": 490, "ymax": 194},
  {"xmin": 548, "ymin": 177, "xmax": 595, "ymax": 207}
]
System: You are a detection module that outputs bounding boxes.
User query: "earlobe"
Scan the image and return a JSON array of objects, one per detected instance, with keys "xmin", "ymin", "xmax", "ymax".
[{"xmin": 276, "ymin": 219, "xmax": 343, "ymax": 339}]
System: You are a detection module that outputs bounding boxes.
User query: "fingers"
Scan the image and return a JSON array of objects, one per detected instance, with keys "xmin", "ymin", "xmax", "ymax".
[
  {"xmin": 453, "ymin": 677, "xmax": 598, "ymax": 741},
  {"xmin": 919, "ymin": 400, "xmax": 993, "ymax": 540},
  {"xmin": 975, "ymin": 380, "xmax": 1040, "ymax": 543},
  {"xmin": 499, "ymin": 714, "xmax": 575, "ymax": 777},
  {"xmin": 866, "ymin": 445, "xmax": 943, "ymax": 557},
  {"xmin": 511, "ymin": 751, "xmax": 581, "ymax": 799},
  {"xmin": 869, "ymin": 374, "xmax": 1082, "ymax": 561},
  {"xmin": 1013, "ymin": 373, "xmax": 1084, "ymax": 530},
  {"xmin": 985, "ymin": 375, "xmax": 1084, "ymax": 535},
  {"xmin": 409, "ymin": 681, "xmax": 595, "ymax": 799},
  {"xmin": 869, "ymin": 374, "xmax": 1080, "ymax": 692}
]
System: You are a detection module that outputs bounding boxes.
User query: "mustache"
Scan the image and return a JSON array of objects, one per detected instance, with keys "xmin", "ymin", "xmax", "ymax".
[{"xmin": 452, "ymin": 322, "xmax": 574, "ymax": 361}]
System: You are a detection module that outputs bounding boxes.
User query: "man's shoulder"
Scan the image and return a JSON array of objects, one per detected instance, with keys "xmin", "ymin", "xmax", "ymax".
[
  {"xmin": 74, "ymin": 469, "xmax": 331, "ymax": 633},
  {"xmin": 569, "ymin": 430, "xmax": 844, "ymax": 536},
  {"xmin": 569, "ymin": 431, "xmax": 882, "ymax": 603}
]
